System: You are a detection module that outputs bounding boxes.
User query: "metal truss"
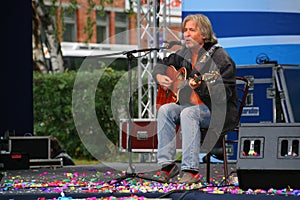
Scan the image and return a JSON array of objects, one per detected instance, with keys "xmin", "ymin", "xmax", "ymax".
[{"xmin": 135, "ymin": 0, "xmax": 167, "ymax": 119}]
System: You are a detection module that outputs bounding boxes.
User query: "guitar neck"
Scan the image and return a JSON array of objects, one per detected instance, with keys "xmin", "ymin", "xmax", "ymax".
[
  {"xmin": 193, "ymin": 74, "xmax": 204, "ymax": 83},
  {"xmin": 193, "ymin": 70, "xmax": 220, "ymax": 83}
]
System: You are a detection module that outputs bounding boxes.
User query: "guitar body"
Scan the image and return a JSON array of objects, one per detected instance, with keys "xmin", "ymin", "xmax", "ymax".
[
  {"xmin": 156, "ymin": 85, "xmax": 177, "ymax": 111},
  {"xmin": 156, "ymin": 66, "xmax": 204, "ymax": 111},
  {"xmin": 156, "ymin": 66, "xmax": 185, "ymax": 110},
  {"xmin": 155, "ymin": 45, "xmax": 221, "ymax": 111}
]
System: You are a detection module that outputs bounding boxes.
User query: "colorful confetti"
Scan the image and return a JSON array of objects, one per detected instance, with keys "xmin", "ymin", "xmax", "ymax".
[{"xmin": 0, "ymin": 168, "xmax": 299, "ymax": 200}]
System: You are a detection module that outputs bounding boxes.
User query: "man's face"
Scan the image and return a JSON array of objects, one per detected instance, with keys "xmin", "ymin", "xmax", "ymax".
[{"xmin": 183, "ymin": 20, "xmax": 205, "ymax": 50}]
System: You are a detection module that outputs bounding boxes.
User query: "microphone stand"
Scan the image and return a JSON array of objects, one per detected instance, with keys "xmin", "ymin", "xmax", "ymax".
[
  {"xmin": 104, "ymin": 47, "xmax": 166, "ymax": 184},
  {"xmin": 87, "ymin": 44, "xmax": 179, "ymax": 184},
  {"xmin": 86, "ymin": 42, "xmax": 181, "ymax": 184}
]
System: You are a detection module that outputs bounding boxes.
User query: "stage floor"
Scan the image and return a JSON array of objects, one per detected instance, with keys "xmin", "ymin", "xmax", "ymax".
[{"xmin": 0, "ymin": 162, "xmax": 299, "ymax": 200}]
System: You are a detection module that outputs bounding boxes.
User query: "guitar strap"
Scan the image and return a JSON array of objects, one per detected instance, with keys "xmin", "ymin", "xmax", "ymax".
[
  {"xmin": 199, "ymin": 44, "xmax": 221, "ymax": 64},
  {"xmin": 191, "ymin": 44, "xmax": 221, "ymax": 77}
]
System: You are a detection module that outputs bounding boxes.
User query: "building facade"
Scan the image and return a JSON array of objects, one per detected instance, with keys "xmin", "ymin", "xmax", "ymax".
[{"xmin": 45, "ymin": 0, "xmax": 182, "ymax": 45}]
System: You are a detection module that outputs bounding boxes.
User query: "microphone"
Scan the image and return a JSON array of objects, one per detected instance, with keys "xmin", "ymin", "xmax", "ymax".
[{"xmin": 162, "ymin": 40, "xmax": 185, "ymax": 49}]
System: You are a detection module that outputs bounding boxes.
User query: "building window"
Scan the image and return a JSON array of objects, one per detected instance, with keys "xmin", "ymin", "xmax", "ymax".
[
  {"xmin": 96, "ymin": 12, "xmax": 109, "ymax": 43},
  {"xmin": 115, "ymin": 12, "xmax": 128, "ymax": 44},
  {"xmin": 62, "ymin": 9, "xmax": 77, "ymax": 42}
]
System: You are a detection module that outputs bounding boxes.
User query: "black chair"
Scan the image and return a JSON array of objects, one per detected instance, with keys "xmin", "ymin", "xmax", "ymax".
[{"xmin": 203, "ymin": 76, "xmax": 250, "ymax": 184}]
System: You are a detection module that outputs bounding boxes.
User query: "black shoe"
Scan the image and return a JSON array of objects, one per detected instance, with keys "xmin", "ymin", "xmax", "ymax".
[{"xmin": 202, "ymin": 146, "xmax": 224, "ymax": 163}]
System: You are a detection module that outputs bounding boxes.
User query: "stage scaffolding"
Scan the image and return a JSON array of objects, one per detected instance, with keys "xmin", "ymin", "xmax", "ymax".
[{"xmin": 135, "ymin": 0, "xmax": 167, "ymax": 119}]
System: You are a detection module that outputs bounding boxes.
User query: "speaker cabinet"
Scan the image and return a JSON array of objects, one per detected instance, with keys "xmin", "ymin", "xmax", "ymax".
[
  {"xmin": 0, "ymin": 153, "xmax": 29, "ymax": 170},
  {"xmin": 237, "ymin": 123, "xmax": 300, "ymax": 189}
]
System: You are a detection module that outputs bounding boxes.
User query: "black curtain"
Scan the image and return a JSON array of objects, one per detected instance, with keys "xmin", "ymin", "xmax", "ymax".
[{"xmin": 0, "ymin": 0, "xmax": 33, "ymax": 136}]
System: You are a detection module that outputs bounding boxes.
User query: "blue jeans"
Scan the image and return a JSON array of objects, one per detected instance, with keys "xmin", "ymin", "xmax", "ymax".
[{"xmin": 157, "ymin": 103, "xmax": 211, "ymax": 171}]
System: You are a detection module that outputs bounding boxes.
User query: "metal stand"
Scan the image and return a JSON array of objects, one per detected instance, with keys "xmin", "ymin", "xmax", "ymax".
[{"xmin": 104, "ymin": 48, "xmax": 163, "ymax": 184}]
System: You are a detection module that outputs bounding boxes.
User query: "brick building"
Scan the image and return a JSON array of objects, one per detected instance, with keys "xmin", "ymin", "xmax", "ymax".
[{"xmin": 45, "ymin": 0, "xmax": 182, "ymax": 45}]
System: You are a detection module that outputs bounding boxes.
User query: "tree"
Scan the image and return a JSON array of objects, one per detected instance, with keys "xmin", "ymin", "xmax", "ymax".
[
  {"xmin": 32, "ymin": 0, "xmax": 64, "ymax": 73},
  {"xmin": 32, "ymin": 1, "xmax": 49, "ymax": 74},
  {"xmin": 32, "ymin": 0, "xmax": 117, "ymax": 73}
]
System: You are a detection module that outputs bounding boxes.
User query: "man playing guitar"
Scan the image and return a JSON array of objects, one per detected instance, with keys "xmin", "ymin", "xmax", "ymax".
[{"xmin": 152, "ymin": 14, "xmax": 238, "ymax": 184}]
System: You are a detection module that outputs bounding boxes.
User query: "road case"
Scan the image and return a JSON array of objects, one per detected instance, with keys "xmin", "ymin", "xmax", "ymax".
[
  {"xmin": 274, "ymin": 64, "xmax": 300, "ymax": 123},
  {"xmin": 9, "ymin": 136, "xmax": 51, "ymax": 160},
  {"xmin": 119, "ymin": 118, "xmax": 182, "ymax": 152},
  {"xmin": 8, "ymin": 136, "xmax": 63, "ymax": 168},
  {"xmin": 236, "ymin": 64, "xmax": 276, "ymax": 123}
]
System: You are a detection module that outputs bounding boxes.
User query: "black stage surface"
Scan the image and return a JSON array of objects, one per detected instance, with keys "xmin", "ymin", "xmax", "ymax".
[{"xmin": 0, "ymin": 162, "xmax": 299, "ymax": 200}]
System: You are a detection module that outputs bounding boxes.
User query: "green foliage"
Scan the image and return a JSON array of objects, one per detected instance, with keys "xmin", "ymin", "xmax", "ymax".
[
  {"xmin": 33, "ymin": 69, "xmax": 128, "ymax": 160},
  {"xmin": 84, "ymin": 0, "xmax": 97, "ymax": 43}
]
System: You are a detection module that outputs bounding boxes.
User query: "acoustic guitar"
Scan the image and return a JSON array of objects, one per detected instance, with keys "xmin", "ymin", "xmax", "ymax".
[{"xmin": 156, "ymin": 65, "xmax": 219, "ymax": 111}]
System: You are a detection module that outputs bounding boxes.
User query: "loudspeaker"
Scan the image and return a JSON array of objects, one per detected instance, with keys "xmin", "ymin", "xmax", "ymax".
[
  {"xmin": 0, "ymin": 153, "xmax": 29, "ymax": 170},
  {"xmin": 237, "ymin": 123, "xmax": 300, "ymax": 189}
]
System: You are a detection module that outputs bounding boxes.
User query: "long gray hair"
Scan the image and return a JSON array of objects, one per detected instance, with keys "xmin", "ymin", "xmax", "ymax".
[{"xmin": 182, "ymin": 14, "xmax": 218, "ymax": 44}]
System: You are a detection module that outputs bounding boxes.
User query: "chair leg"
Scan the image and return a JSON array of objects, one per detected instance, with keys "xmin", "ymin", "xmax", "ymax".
[
  {"xmin": 222, "ymin": 137, "xmax": 229, "ymax": 185},
  {"xmin": 206, "ymin": 152, "xmax": 211, "ymax": 183}
]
